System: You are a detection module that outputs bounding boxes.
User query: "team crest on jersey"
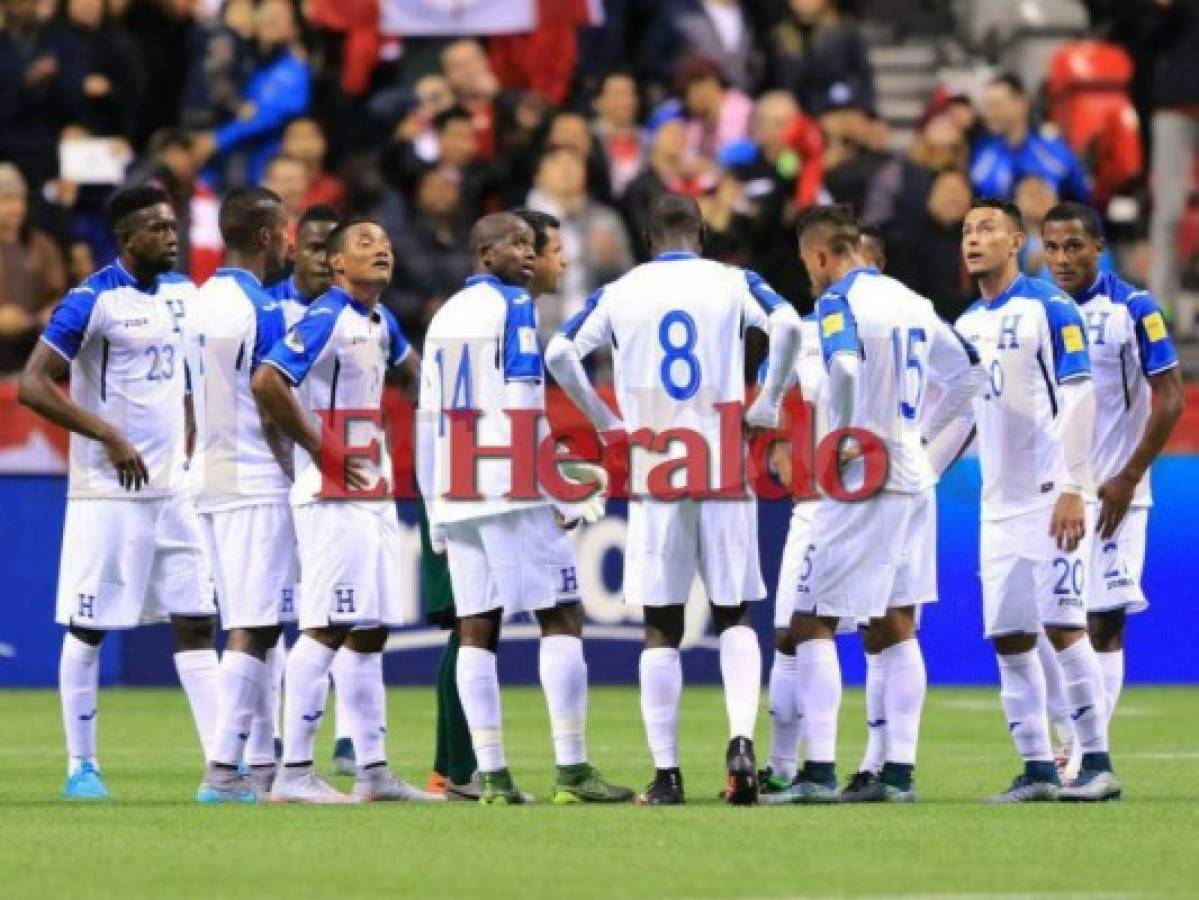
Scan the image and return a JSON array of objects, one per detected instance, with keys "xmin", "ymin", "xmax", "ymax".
[
  {"xmin": 1061, "ymin": 325, "xmax": 1084, "ymax": 353},
  {"xmin": 822, "ymin": 312, "xmax": 845, "ymax": 337},
  {"xmin": 1143, "ymin": 312, "xmax": 1167, "ymax": 342}
]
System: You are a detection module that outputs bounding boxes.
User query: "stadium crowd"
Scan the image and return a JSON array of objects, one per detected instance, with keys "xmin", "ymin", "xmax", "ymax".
[{"xmin": 1, "ymin": 0, "xmax": 1198, "ymax": 374}]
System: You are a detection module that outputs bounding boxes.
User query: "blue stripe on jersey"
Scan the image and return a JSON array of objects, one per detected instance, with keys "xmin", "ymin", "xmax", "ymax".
[
  {"xmin": 265, "ymin": 275, "xmax": 299, "ymax": 301},
  {"xmin": 263, "ymin": 287, "xmax": 345, "ymax": 385},
  {"xmin": 654, "ymin": 251, "xmax": 699, "ymax": 261},
  {"xmin": 378, "ymin": 304, "xmax": 411, "ymax": 367},
  {"xmin": 742, "ymin": 269, "xmax": 785, "ymax": 315},
  {"xmin": 951, "ymin": 326, "xmax": 981, "ymax": 364},
  {"xmin": 42, "ymin": 285, "xmax": 100, "ymax": 359},
  {"xmin": 562, "ymin": 288, "xmax": 603, "ymax": 340},
  {"xmin": 1125, "ymin": 290, "xmax": 1178, "ymax": 377},
  {"xmin": 815, "ymin": 291, "xmax": 860, "ymax": 367},
  {"xmin": 1031, "ymin": 277, "xmax": 1091, "ymax": 382},
  {"xmin": 465, "ymin": 274, "xmax": 542, "ymax": 381}
]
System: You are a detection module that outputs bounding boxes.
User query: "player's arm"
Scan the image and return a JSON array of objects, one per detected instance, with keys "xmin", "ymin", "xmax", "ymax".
[
  {"xmin": 923, "ymin": 320, "xmax": 985, "ymax": 445},
  {"xmin": 1096, "ymin": 297, "xmax": 1185, "ymax": 539},
  {"xmin": 1045, "ymin": 297, "xmax": 1095, "ymax": 552},
  {"xmin": 380, "ymin": 305, "xmax": 420, "ymax": 393},
  {"xmin": 544, "ymin": 288, "xmax": 624, "ymax": 435},
  {"xmin": 19, "ymin": 289, "xmax": 151, "ymax": 490},
  {"xmin": 738, "ymin": 270, "xmax": 802, "ymax": 430},
  {"xmin": 251, "ymin": 301, "xmax": 295, "ymax": 481},
  {"xmin": 815, "ymin": 292, "xmax": 860, "ymax": 437}
]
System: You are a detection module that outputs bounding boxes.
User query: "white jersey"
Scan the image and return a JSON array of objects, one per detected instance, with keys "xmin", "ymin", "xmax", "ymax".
[
  {"xmin": 956, "ymin": 273, "xmax": 1092, "ymax": 521},
  {"xmin": 262, "ymin": 286, "xmax": 411, "ymax": 506},
  {"xmin": 266, "ymin": 274, "xmax": 314, "ymax": 329},
  {"xmin": 186, "ymin": 268, "xmax": 290, "ymax": 511},
  {"xmin": 1074, "ymin": 272, "xmax": 1178, "ymax": 508},
  {"xmin": 560, "ymin": 252, "xmax": 785, "ymax": 494},
  {"xmin": 420, "ymin": 274, "xmax": 551, "ymax": 525},
  {"xmin": 41, "ymin": 262, "xmax": 194, "ymax": 499},
  {"xmin": 817, "ymin": 266, "xmax": 975, "ymax": 493}
]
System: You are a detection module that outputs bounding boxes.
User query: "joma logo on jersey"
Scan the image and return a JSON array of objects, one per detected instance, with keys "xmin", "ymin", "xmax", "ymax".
[{"xmin": 121, "ymin": 317, "xmax": 150, "ymax": 328}]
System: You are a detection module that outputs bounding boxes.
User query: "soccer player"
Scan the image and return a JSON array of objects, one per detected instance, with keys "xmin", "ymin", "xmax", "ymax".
[
  {"xmin": 938, "ymin": 197, "xmax": 1119, "ymax": 802},
  {"xmin": 545, "ymin": 195, "xmax": 802, "ymax": 805},
  {"xmin": 1038, "ymin": 202, "xmax": 1183, "ymax": 777},
  {"xmin": 418, "ymin": 212, "xmax": 632, "ymax": 805},
  {"xmin": 187, "ymin": 187, "xmax": 293, "ymax": 802},
  {"xmin": 766, "ymin": 206, "xmax": 981, "ymax": 805},
  {"xmin": 19, "ymin": 185, "xmax": 219, "ymax": 799},
  {"xmin": 252, "ymin": 218, "xmax": 438, "ymax": 803}
]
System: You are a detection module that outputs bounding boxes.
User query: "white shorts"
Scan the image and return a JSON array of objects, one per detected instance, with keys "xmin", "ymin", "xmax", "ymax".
[
  {"xmin": 624, "ymin": 497, "xmax": 765, "ymax": 607},
  {"xmin": 980, "ymin": 504, "xmax": 1091, "ymax": 638},
  {"xmin": 293, "ymin": 501, "xmax": 412, "ymax": 630},
  {"xmin": 794, "ymin": 492, "xmax": 914, "ymax": 620},
  {"xmin": 55, "ymin": 495, "xmax": 215, "ymax": 630},
  {"xmin": 774, "ymin": 501, "xmax": 816, "ymax": 629},
  {"xmin": 200, "ymin": 504, "xmax": 299, "ymax": 629},
  {"xmin": 1087, "ymin": 503, "xmax": 1148, "ymax": 615},
  {"xmin": 886, "ymin": 487, "xmax": 938, "ymax": 614},
  {"xmin": 444, "ymin": 505, "xmax": 580, "ymax": 617}
]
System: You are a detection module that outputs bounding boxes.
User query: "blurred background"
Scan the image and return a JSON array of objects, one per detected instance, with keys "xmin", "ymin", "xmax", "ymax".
[{"xmin": 2, "ymin": 0, "xmax": 1198, "ymax": 686}]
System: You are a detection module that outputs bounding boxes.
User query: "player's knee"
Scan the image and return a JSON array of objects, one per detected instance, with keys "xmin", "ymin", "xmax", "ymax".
[
  {"xmin": 710, "ymin": 602, "xmax": 750, "ymax": 634},
  {"xmin": 344, "ymin": 626, "xmax": 389, "ymax": 654},
  {"xmin": 459, "ymin": 611, "xmax": 502, "ymax": 652},
  {"xmin": 1087, "ymin": 612, "xmax": 1124, "ymax": 652},
  {"xmin": 170, "ymin": 614, "xmax": 216, "ymax": 650},
  {"xmin": 790, "ymin": 613, "xmax": 837, "ymax": 644},
  {"xmin": 774, "ymin": 628, "xmax": 797, "ymax": 655},
  {"xmin": 860, "ymin": 625, "xmax": 887, "ymax": 655},
  {"xmin": 68, "ymin": 625, "xmax": 105, "ymax": 647},
  {"xmin": 994, "ymin": 632, "xmax": 1038, "ymax": 655},
  {"xmin": 536, "ymin": 602, "xmax": 583, "ymax": 638},
  {"xmin": 644, "ymin": 607, "xmax": 684, "ymax": 649},
  {"xmin": 1043, "ymin": 626, "xmax": 1087, "ymax": 653}
]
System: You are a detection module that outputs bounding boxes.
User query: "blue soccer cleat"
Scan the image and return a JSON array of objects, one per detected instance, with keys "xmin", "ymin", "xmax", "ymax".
[{"xmin": 64, "ymin": 761, "xmax": 109, "ymax": 800}]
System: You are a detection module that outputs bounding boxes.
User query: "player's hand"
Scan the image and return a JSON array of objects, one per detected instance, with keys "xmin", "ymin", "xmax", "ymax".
[
  {"xmin": 558, "ymin": 461, "xmax": 609, "ymax": 525},
  {"xmin": 344, "ymin": 456, "xmax": 374, "ymax": 492},
  {"xmin": 103, "ymin": 431, "xmax": 150, "ymax": 491},
  {"xmin": 1049, "ymin": 490, "xmax": 1086, "ymax": 552},
  {"xmin": 770, "ymin": 440, "xmax": 793, "ymax": 488},
  {"xmin": 1097, "ymin": 472, "xmax": 1138, "ymax": 541}
]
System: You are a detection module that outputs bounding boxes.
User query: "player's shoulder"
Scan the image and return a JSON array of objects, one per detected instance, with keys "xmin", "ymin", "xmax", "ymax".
[
  {"xmin": 1097, "ymin": 272, "xmax": 1161, "ymax": 318},
  {"xmin": 1013, "ymin": 274, "xmax": 1075, "ymax": 314}
]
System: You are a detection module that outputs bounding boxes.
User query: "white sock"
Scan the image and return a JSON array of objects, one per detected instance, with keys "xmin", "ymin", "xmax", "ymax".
[
  {"xmin": 639, "ymin": 647, "xmax": 682, "ymax": 769},
  {"xmin": 997, "ymin": 650, "xmax": 1052, "ymax": 762},
  {"xmin": 879, "ymin": 639, "xmax": 926, "ymax": 766},
  {"xmin": 332, "ymin": 648, "xmax": 353, "ymax": 743},
  {"xmin": 174, "ymin": 648, "xmax": 219, "ymax": 760},
  {"xmin": 1057, "ymin": 640, "xmax": 1109, "ymax": 754},
  {"xmin": 1097, "ymin": 649, "xmax": 1124, "ymax": 723},
  {"xmin": 457, "ymin": 646, "xmax": 506, "ymax": 772},
  {"xmin": 210, "ymin": 651, "xmax": 265, "ymax": 766},
  {"xmin": 244, "ymin": 646, "xmax": 278, "ymax": 767},
  {"xmin": 60, "ymin": 634, "xmax": 100, "ymax": 774},
  {"xmin": 539, "ymin": 635, "xmax": 588, "ymax": 767},
  {"xmin": 859, "ymin": 652, "xmax": 885, "ymax": 773},
  {"xmin": 1036, "ymin": 632, "xmax": 1073, "ymax": 746},
  {"xmin": 794, "ymin": 639, "xmax": 840, "ymax": 764},
  {"xmin": 719, "ymin": 625, "xmax": 761, "ymax": 741},
  {"xmin": 271, "ymin": 637, "xmax": 286, "ymax": 740},
  {"xmin": 334, "ymin": 649, "xmax": 387, "ymax": 769},
  {"xmin": 281, "ymin": 636, "xmax": 337, "ymax": 765},
  {"xmin": 767, "ymin": 650, "xmax": 800, "ymax": 780}
]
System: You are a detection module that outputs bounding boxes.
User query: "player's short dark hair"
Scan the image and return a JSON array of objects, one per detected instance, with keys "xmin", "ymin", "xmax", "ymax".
[
  {"xmin": 647, "ymin": 193, "xmax": 703, "ymax": 241},
  {"xmin": 796, "ymin": 204, "xmax": 861, "ymax": 254},
  {"xmin": 218, "ymin": 186, "xmax": 283, "ymax": 251},
  {"xmin": 969, "ymin": 196, "xmax": 1024, "ymax": 232},
  {"xmin": 511, "ymin": 208, "xmax": 561, "ymax": 254},
  {"xmin": 1042, "ymin": 201, "xmax": 1104, "ymax": 240},
  {"xmin": 326, "ymin": 217, "xmax": 380, "ymax": 256},
  {"xmin": 858, "ymin": 223, "xmax": 885, "ymax": 252},
  {"xmin": 432, "ymin": 105, "xmax": 472, "ymax": 133},
  {"xmin": 297, "ymin": 204, "xmax": 340, "ymax": 234},
  {"xmin": 107, "ymin": 184, "xmax": 171, "ymax": 232},
  {"xmin": 988, "ymin": 72, "xmax": 1026, "ymax": 97}
]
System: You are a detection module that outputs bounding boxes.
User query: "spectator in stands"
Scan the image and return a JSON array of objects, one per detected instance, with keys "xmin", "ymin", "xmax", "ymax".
[
  {"xmin": 886, "ymin": 167, "xmax": 974, "ymax": 322},
  {"xmin": 969, "ymin": 73, "xmax": 1092, "ymax": 205},
  {"xmin": 180, "ymin": 0, "xmax": 254, "ymax": 131},
  {"xmin": 379, "ymin": 73, "xmax": 455, "ymax": 166},
  {"xmin": 677, "ymin": 54, "xmax": 754, "ymax": 164},
  {"xmin": 543, "ymin": 110, "xmax": 614, "ymax": 205},
  {"xmin": 389, "ymin": 166, "xmax": 472, "ymax": 341},
  {"xmin": 261, "ymin": 154, "xmax": 309, "ymax": 241},
  {"xmin": 527, "ymin": 145, "xmax": 633, "ymax": 333},
  {"xmin": 488, "ymin": 0, "xmax": 592, "ymax": 107},
  {"xmin": 591, "ymin": 70, "xmax": 644, "ymax": 200},
  {"xmin": 45, "ymin": 0, "xmax": 144, "ymax": 141},
  {"xmin": 1014, "ymin": 174, "xmax": 1059, "ymax": 278},
  {"xmin": 1145, "ymin": 0, "xmax": 1199, "ymax": 338},
  {"xmin": 440, "ymin": 39, "xmax": 505, "ymax": 161},
  {"xmin": 0, "ymin": 0, "xmax": 86, "ymax": 188},
  {"xmin": 193, "ymin": 0, "xmax": 311, "ymax": 186},
  {"xmin": 698, "ymin": 169, "xmax": 753, "ymax": 265},
  {"xmin": 120, "ymin": 0, "xmax": 195, "ymax": 146},
  {"xmin": 281, "ymin": 118, "xmax": 344, "ymax": 211},
  {"xmin": 623, "ymin": 114, "xmax": 709, "ymax": 259},
  {"xmin": 820, "ymin": 84, "xmax": 888, "ymax": 214},
  {"xmin": 766, "ymin": 0, "xmax": 875, "ymax": 116},
  {"xmin": 0, "ymin": 163, "xmax": 67, "ymax": 375},
  {"xmin": 126, "ymin": 128, "xmax": 199, "ymax": 273}
]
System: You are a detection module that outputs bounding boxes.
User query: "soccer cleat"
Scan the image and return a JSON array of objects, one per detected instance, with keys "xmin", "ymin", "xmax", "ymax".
[
  {"xmin": 445, "ymin": 773, "xmax": 483, "ymax": 802},
  {"xmin": 638, "ymin": 768, "xmax": 685, "ymax": 806},
  {"xmin": 331, "ymin": 737, "xmax": 356, "ymax": 777},
  {"xmin": 478, "ymin": 768, "xmax": 528, "ymax": 806},
  {"xmin": 724, "ymin": 737, "xmax": 759, "ymax": 805},
  {"xmin": 1058, "ymin": 769, "xmax": 1122, "ymax": 802},
  {"xmin": 245, "ymin": 764, "xmax": 277, "ymax": 801},
  {"xmin": 352, "ymin": 766, "xmax": 445, "ymax": 802},
  {"xmin": 759, "ymin": 767, "xmax": 793, "ymax": 796},
  {"xmin": 425, "ymin": 771, "xmax": 448, "ymax": 795},
  {"xmin": 988, "ymin": 773, "xmax": 1060, "ymax": 803},
  {"xmin": 270, "ymin": 766, "xmax": 358, "ymax": 804},
  {"xmin": 551, "ymin": 763, "xmax": 635, "ymax": 804},
  {"xmin": 64, "ymin": 761, "xmax": 109, "ymax": 800},
  {"xmin": 1052, "ymin": 734, "xmax": 1074, "ymax": 779},
  {"xmin": 840, "ymin": 770, "xmax": 885, "ymax": 803},
  {"xmin": 759, "ymin": 777, "xmax": 840, "ymax": 805}
]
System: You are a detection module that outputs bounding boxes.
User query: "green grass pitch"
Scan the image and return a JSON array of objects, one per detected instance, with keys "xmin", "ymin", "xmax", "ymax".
[{"xmin": 1, "ymin": 685, "xmax": 1196, "ymax": 898}]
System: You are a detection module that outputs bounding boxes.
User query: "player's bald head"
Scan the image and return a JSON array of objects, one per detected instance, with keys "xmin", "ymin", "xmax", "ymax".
[
  {"xmin": 471, "ymin": 212, "xmax": 536, "ymax": 286},
  {"xmin": 470, "ymin": 212, "xmax": 528, "ymax": 257}
]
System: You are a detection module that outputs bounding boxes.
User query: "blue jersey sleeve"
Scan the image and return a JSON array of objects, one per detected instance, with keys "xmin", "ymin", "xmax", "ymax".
[
  {"xmin": 561, "ymin": 288, "xmax": 602, "ymax": 339},
  {"xmin": 263, "ymin": 301, "xmax": 338, "ymax": 385},
  {"xmin": 1042, "ymin": 292, "xmax": 1091, "ymax": 383},
  {"xmin": 1126, "ymin": 291, "xmax": 1179, "ymax": 377},
  {"xmin": 500, "ymin": 286, "xmax": 542, "ymax": 382},
  {"xmin": 743, "ymin": 269, "xmax": 784, "ymax": 314},
  {"xmin": 379, "ymin": 305, "xmax": 411, "ymax": 368},
  {"xmin": 251, "ymin": 299, "xmax": 287, "ymax": 371},
  {"xmin": 41, "ymin": 286, "xmax": 99, "ymax": 360},
  {"xmin": 816, "ymin": 293, "xmax": 860, "ymax": 368}
]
